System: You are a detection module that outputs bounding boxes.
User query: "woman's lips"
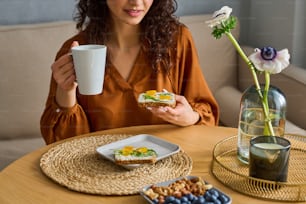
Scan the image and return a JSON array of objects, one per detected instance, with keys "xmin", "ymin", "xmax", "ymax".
[{"xmin": 125, "ymin": 9, "xmax": 142, "ymax": 17}]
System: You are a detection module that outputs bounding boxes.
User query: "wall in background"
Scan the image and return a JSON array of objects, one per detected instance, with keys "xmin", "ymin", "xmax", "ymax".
[
  {"xmin": 0, "ymin": 0, "xmax": 305, "ymax": 68},
  {"xmin": 0, "ymin": 0, "xmax": 76, "ymax": 25},
  {"xmin": 175, "ymin": 0, "xmax": 249, "ymax": 43},
  {"xmin": 176, "ymin": 0, "xmax": 242, "ymax": 16},
  {"xmin": 247, "ymin": 0, "xmax": 306, "ymax": 68},
  {"xmin": 292, "ymin": 0, "xmax": 306, "ymax": 68}
]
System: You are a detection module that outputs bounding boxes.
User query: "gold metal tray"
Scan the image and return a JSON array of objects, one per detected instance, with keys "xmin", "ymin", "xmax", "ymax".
[{"xmin": 211, "ymin": 134, "xmax": 306, "ymax": 202}]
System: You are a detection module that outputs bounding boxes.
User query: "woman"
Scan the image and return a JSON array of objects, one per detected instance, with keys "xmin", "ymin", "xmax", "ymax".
[{"xmin": 40, "ymin": 0, "xmax": 219, "ymax": 144}]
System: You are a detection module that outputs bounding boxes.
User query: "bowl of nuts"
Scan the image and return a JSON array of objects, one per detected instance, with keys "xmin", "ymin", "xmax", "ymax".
[{"xmin": 140, "ymin": 175, "xmax": 231, "ymax": 204}]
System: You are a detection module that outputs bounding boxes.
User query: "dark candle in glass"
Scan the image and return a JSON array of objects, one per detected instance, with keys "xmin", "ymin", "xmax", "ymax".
[{"xmin": 249, "ymin": 136, "xmax": 290, "ymax": 182}]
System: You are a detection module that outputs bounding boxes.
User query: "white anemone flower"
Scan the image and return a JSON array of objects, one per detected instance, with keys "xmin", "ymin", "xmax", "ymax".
[
  {"xmin": 206, "ymin": 6, "xmax": 292, "ymax": 137},
  {"xmin": 206, "ymin": 6, "xmax": 233, "ymax": 27},
  {"xmin": 248, "ymin": 47, "xmax": 290, "ymax": 74}
]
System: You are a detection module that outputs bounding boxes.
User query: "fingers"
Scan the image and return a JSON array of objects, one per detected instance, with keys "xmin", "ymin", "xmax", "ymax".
[
  {"xmin": 147, "ymin": 94, "xmax": 199, "ymax": 126},
  {"xmin": 51, "ymin": 54, "xmax": 72, "ymax": 73},
  {"xmin": 71, "ymin": 41, "xmax": 79, "ymax": 48},
  {"xmin": 174, "ymin": 94, "xmax": 188, "ymax": 105},
  {"xmin": 55, "ymin": 63, "xmax": 75, "ymax": 85},
  {"xmin": 51, "ymin": 41, "xmax": 79, "ymax": 91},
  {"xmin": 148, "ymin": 105, "xmax": 180, "ymax": 124}
]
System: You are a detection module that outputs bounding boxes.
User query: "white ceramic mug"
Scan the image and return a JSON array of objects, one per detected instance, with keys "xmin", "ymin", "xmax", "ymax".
[{"xmin": 71, "ymin": 44, "xmax": 107, "ymax": 95}]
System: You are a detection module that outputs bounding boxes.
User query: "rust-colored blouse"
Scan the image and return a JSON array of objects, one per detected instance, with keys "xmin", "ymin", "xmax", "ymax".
[{"xmin": 40, "ymin": 25, "xmax": 219, "ymax": 144}]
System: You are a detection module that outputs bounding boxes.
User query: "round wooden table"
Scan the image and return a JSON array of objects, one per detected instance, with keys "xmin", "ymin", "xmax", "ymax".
[{"xmin": 0, "ymin": 125, "xmax": 299, "ymax": 204}]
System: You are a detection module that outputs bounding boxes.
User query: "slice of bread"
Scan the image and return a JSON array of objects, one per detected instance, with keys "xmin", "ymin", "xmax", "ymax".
[
  {"xmin": 114, "ymin": 146, "xmax": 157, "ymax": 165},
  {"xmin": 138, "ymin": 90, "xmax": 176, "ymax": 108}
]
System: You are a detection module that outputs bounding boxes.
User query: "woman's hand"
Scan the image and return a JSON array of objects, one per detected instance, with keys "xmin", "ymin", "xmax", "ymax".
[
  {"xmin": 148, "ymin": 95, "xmax": 200, "ymax": 126},
  {"xmin": 52, "ymin": 41, "xmax": 79, "ymax": 108},
  {"xmin": 52, "ymin": 41, "xmax": 79, "ymax": 92}
]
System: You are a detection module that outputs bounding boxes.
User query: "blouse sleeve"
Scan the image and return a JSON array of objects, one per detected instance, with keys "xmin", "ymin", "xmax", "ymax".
[
  {"xmin": 173, "ymin": 25, "xmax": 220, "ymax": 126},
  {"xmin": 40, "ymin": 36, "xmax": 90, "ymax": 144}
]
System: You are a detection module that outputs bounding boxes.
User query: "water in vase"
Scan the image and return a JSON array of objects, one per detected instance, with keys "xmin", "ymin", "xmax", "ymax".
[
  {"xmin": 237, "ymin": 130, "xmax": 251, "ymax": 164},
  {"xmin": 237, "ymin": 119, "xmax": 264, "ymax": 164}
]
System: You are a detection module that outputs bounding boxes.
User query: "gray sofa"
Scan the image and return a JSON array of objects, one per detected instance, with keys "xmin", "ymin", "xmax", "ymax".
[
  {"xmin": 1, "ymin": 15, "xmax": 305, "ymax": 170},
  {"xmin": 0, "ymin": 21, "xmax": 77, "ymax": 170}
]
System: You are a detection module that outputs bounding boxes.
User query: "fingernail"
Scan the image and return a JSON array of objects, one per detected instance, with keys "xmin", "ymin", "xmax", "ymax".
[{"xmin": 162, "ymin": 89, "xmax": 169, "ymax": 93}]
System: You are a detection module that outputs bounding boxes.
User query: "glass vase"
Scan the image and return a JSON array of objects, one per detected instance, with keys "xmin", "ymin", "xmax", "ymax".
[{"xmin": 237, "ymin": 85, "xmax": 286, "ymax": 164}]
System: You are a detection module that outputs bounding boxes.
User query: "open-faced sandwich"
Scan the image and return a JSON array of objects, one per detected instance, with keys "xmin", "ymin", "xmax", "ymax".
[
  {"xmin": 138, "ymin": 90, "xmax": 176, "ymax": 108},
  {"xmin": 114, "ymin": 146, "xmax": 158, "ymax": 165}
]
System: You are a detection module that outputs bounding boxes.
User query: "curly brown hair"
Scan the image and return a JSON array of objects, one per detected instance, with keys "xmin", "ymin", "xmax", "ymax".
[{"xmin": 73, "ymin": 0, "xmax": 180, "ymax": 71}]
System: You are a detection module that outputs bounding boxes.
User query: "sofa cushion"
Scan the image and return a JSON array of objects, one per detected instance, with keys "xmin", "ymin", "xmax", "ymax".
[
  {"xmin": 214, "ymin": 86, "xmax": 242, "ymax": 127},
  {"xmin": 179, "ymin": 14, "xmax": 240, "ymax": 92},
  {"xmin": 0, "ymin": 21, "xmax": 76, "ymax": 140},
  {"xmin": 285, "ymin": 120, "xmax": 306, "ymax": 136},
  {"xmin": 0, "ymin": 137, "xmax": 45, "ymax": 170}
]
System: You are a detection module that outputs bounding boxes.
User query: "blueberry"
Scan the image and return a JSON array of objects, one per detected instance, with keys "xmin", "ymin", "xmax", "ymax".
[
  {"xmin": 191, "ymin": 197, "xmax": 205, "ymax": 204},
  {"xmin": 191, "ymin": 200, "xmax": 198, "ymax": 204},
  {"xmin": 184, "ymin": 194, "xmax": 191, "ymax": 200},
  {"xmin": 173, "ymin": 198, "xmax": 181, "ymax": 204},
  {"xmin": 204, "ymin": 191, "xmax": 212, "ymax": 197},
  {"xmin": 165, "ymin": 196, "xmax": 176, "ymax": 203},
  {"xmin": 218, "ymin": 194, "xmax": 230, "ymax": 203},
  {"xmin": 198, "ymin": 196, "xmax": 206, "ymax": 202},
  {"xmin": 209, "ymin": 189, "xmax": 219, "ymax": 197},
  {"xmin": 204, "ymin": 191, "xmax": 212, "ymax": 201},
  {"xmin": 206, "ymin": 191, "xmax": 220, "ymax": 202},
  {"xmin": 185, "ymin": 193, "xmax": 197, "ymax": 202},
  {"xmin": 180, "ymin": 196, "xmax": 189, "ymax": 202},
  {"xmin": 190, "ymin": 196, "xmax": 206, "ymax": 204},
  {"xmin": 190, "ymin": 196, "xmax": 198, "ymax": 203},
  {"xmin": 210, "ymin": 194, "xmax": 218, "ymax": 202},
  {"xmin": 152, "ymin": 198, "xmax": 159, "ymax": 204},
  {"xmin": 213, "ymin": 199, "xmax": 222, "ymax": 204},
  {"xmin": 198, "ymin": 196, "xmax": 206, "ymax": 204}
]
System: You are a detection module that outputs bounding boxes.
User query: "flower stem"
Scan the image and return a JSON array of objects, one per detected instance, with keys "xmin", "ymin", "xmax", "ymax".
[
  {"xmin": 225, "ymin": 32, "xmax": 262, "ymax": 97},
  {"xmin": 263, "ymin": 71, "xmax": 275, "ymax": 136},
  {"xmin": 225, "ymin": 32, "xmax": 275, "ymax": 136}
]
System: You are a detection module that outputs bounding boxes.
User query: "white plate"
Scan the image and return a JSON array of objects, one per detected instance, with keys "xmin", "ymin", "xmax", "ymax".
[
  {"xmin": 96, "ymin": 134, "xmax": 180, "ymax": 169},
  {"xmin": 140, "ymin": 175, "xmax": 232, "ymax": 204}
]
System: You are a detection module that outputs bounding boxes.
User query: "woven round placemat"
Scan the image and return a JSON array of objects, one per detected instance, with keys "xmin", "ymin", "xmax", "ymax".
[{"xmin": 40, "ymin": 134, "xmax": 192, "ymax": 195}]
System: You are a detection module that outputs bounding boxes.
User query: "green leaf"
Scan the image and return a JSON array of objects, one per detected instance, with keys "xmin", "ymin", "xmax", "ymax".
[
  {"xmin": 212, "ymin": 27, "xmax": 224, "ymax": 39},
  {"xmin": 226, "ymin": 16, "xmax": 237, "ymax": 31},
  {"xmin": 211, "ymin": 16, "xmax": 237, "ymax": 39}
]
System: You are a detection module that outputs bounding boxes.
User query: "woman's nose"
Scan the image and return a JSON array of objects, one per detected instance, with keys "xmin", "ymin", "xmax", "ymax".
[{"xmin": 128, "ymin": 0, "xmax": 142, "ymax": 6}]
